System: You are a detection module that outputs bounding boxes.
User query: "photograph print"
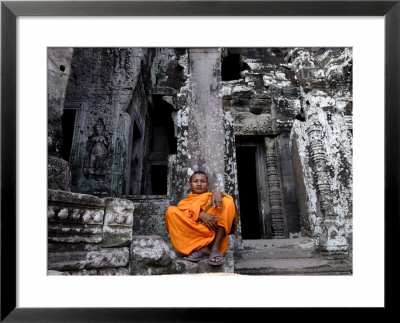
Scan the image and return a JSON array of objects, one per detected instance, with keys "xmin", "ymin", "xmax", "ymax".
[{"xmin": 47, "ymin": 47, "xmax": 353, "ymax": 276}]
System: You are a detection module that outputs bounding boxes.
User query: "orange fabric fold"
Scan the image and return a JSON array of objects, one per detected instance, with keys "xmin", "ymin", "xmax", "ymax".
[{"xmin": 165, "ymin": 192, "xmax": 236, "ymax": 255}]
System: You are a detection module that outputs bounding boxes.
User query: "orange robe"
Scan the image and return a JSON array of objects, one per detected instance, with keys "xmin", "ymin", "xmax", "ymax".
[{"xmin": 165, "ymin": 192, "xmax": 236, "ymax": 256}]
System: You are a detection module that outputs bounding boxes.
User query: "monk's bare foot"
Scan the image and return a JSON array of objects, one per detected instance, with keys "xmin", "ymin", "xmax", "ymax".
[
  {"xmin": 208, "ymin": 249, "xmax": 225, "ymax": 266},
  {"xmin": 209, "ymin": 249, "xmax": 224, "ymax": 263},
  {"xmin": 187, "ymin": 245, "xmax": 211, "ymax": 260}
]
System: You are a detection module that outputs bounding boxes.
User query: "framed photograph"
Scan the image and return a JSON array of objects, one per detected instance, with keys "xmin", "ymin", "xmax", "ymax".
[{"xmin": 1, "ymin": 0, "xmax": 397, "ymax": 321}]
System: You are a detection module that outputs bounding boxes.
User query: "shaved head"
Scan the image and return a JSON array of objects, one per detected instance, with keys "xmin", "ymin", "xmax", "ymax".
[{"xmin": 189, "ymin": 171, "xmax": 208, "ymax": 183}]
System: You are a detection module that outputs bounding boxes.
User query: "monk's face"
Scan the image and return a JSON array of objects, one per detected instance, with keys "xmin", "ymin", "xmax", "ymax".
[{"xmin": 189, "ymin": 173, "xmax": 209, "ymax": 194}]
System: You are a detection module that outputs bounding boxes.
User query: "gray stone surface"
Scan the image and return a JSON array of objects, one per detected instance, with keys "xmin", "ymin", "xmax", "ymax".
[
  {"xmin": 290, "ymin": 87, "xmax": 352, "ymax": 254},
  {"xmin": 48, "ymin": 189, "xmax": 134, "ymax": 274},
  {"xmin": 187, "ymin": 48, "xmax": 225, "ymax": 192},
  {"xmin": 48, "ymin": 247, "xmax": 129, "ymax": 271},
  {"xmin": 48, "ymin": 156, "xmax": 72, "ymax": 191},
  {"xmin": 234, "ymin": 258, "xmax": 351, "ymax": 275},
  {"xmin": 196, "ymin": 250, "xmax": 235, "ymax": 274},
  {"xmin": 129, "ymin": 235, "xmax": 235, "ymax": 275},
  {"xmin": 276, "ymin": 133, "xmax": 301, "ymax": 235},
  {"xmin": 129, "ymin": 235, "xmax": 177, "ymax": 275},
  {"xmin": 173, "ymin": 259, "xmax": 200, "ymax": 274},
  {"xmin": 48, "ymin": 47, "xmax": 74, "ymax": 157},
  {"xmin": 48, "ymin": 189, "xmax": 105, "ymax": 244},
  {"xmin": 64, "ymin": 48, "xmax": 150, "ymax": 196},
  {"xmin": 102, "ymin": 197, "xmax": 134, "ymax": 247},
  {"xmin": 125, "ymin": 196, "xmax": 171, "ymax": 241},
  {"xmin": 48, "ymin": 268, "xmax": 129, "ymax": 276},
  {"xmin": 48, "ymin": 189, "xmax": 105, "ymax": 208},
  {"xmin": 173, "ymin": 48, "xmax": 227, "ymax": 201},
  {"xmin": 234, "ymin": 238, "xmax": 351, "ymax": 275},
  {"xmin": 236, "ymin": 237, "xmax": 317, "ymax": 260}
]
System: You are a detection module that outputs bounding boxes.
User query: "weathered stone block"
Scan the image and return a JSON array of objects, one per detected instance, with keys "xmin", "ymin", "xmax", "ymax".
[
  {"xmin": 233, "ymin": 112, "xmax": 276, "ymax": 136},
  {"xmin": 173, "ymin": 259, "xmax": 199, "ymax": 274},
  {"xmin": 48, "ymin": 268, "xmax": 129, "ymax": 275},
  {"xmin": 249, "ymin": 97, "xmax": 271, "ymax": 115},
  {"xmin": 48, "ymin": 189, "xmax": 106, "ymax": 244},
  {"xmin": 102, "ymin": 197, "xmax": 134, "ymax": 247},
  {"xmin": 127, "ymin": 197, "xmax": 171, "ymax": 240},
  {"xmin": 48, "ymin": 222, "xmax": 103, "ymax": 244},
  {"xmin": 48, "ymin": 248, "xmax": 129, "ymax": 271},
  {"xmin": 48, "ymin": 156, "xmax": 72, "ymax": 191},
  {"xmin": 129, "ymin": 235, "xmax": 177, "ymax": 275},
  {"xmin": 48, "ymin": 189, "xmax": 105, "ymax": 208}
]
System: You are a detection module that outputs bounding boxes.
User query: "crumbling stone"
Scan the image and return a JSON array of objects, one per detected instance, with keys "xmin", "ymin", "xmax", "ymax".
[
  {"xmin": 48, "ymin": 156, "xmax": 72, "ymax": 191},
  {"xmin": 129, "ymin": 235, "xmax": 177, "ymax": 275},
  {"xmin": 102, "ymin": 197, "xmax": 134, "ymax": 247},
  {"xmin": 48, "ymin": 248, "xmax": 129, "ymax": 271},
  {"xmin": 48, "ymin": 189, "xmax": 134, "ymax": 273}
]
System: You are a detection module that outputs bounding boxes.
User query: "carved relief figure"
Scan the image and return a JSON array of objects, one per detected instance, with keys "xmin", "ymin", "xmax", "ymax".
[{"xmin": 84, "ymin": 119, "xmax": 109, "ymax": 179}]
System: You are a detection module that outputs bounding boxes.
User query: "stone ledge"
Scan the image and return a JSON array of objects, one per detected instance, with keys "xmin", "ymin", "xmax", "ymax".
[
  {"xmin": 48, "ymin": 248, "xmax": 129, "ymax": 271},
  {"xmin": 129, "ymin": 235, "xmax": 235, "ymax": 275},
  {"xmin": 48, "ymin": 189, "xmax": 105, "ymax": 208},
  {"xmin": 48, "ymin": 267, "xmax": 129, "ymax": 276},
  {"xmin": 234, "ymin": 258, "xmax": 351, "ymax": 275}
]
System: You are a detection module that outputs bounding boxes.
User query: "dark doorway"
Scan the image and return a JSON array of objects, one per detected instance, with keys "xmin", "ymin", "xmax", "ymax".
[
  {"xmin": 61, "ymin": 108, "xmax": 77, "ymax": 161},
  {"xmin": 236, "ymin": 146, "xmax": 261, "ymax": 239},
  {"xmin": 144, "ymin": 95, "xmax": 177, "ymax": 195},
  {"xmin": 222, "ymin": 53, "xmax": 243, "ymax": 81},
  {"xmin": 149, "ymin": 95, "xmax": 177, "ymax": 155},
  {"xmin": 150, "ymin": 165, "xmax": 168, "ymax": 195}
]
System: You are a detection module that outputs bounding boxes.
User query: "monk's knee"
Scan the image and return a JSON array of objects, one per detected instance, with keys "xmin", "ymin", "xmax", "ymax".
[{"xmin": 222, "ymin": 197, "xmax": 235, "ymax": 211}]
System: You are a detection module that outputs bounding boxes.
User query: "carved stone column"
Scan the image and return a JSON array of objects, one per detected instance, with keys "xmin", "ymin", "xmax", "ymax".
[
  {"xmin": 264, "ymin": 137, "xmax": 286, "ymax": 238},
  {"xmin": 174, "ymin": 48, "xmax": 225, "ymax": 201},
  {"xmin": 186, "ymin": 48, "xmax": 225, "ymax": 191},
  {"xmin": 288, "ymin": 48, "xmax": 352, "ymax": 256},
  {"xmin": 301, "ymin": 90, "xmax": 351, "ymax": 255},
  {"xmin": 224, "ymin": 110, "xmax": 238, "ymax": 200},
  {"xmin": 305, "ymin": 105, "xmax": 333, "ymax": 216}
]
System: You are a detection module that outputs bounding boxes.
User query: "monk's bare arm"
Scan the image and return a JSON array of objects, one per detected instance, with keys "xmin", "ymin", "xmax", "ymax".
[
  {"xmin": 198, "ymin": 212, "xmax": 218, "ymax": 230},
  {"xmin": 210, "ymin": 191, "xmax": 227, "ymax": 208}
]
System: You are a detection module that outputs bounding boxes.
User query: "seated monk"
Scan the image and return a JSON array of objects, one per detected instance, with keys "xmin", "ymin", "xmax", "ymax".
[{"xmin": 165, "ymin": 171, "xmax": 237, "ymax": 266}]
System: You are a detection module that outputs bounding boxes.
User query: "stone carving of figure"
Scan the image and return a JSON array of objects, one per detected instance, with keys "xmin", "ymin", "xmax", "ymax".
[{"xmin": 84, "ymin": 119, "xmax": 109, "ymax": 179}]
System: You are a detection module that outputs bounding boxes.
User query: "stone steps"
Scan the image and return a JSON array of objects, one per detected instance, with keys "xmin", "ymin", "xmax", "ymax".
[
  {"xmin": 234, "ymin": 258, "xmax": 351, "ymax": 275},
  {"xmin": 128, "ymin": 235, "xmax": 351, "ymax": 275},
  {"xmin": 175, "ymin": 251, "xmax": 235, "ymax": 274},
  {"xmin": 236, "ymin": 237, "xmax": 317, "ymax": 260},
  {"xmin": 233, "ymin": 238, "xmax": 352, "ymax": 275}
]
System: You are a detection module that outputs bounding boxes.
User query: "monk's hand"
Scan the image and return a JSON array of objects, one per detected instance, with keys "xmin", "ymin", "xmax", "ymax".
[
  {"xmin": 199, "ymin": 212, "xmax": 219, "ymax": 231},
  {"xmin": 210, "ymin": 190, "xmax": 225, "ymax": 209}
]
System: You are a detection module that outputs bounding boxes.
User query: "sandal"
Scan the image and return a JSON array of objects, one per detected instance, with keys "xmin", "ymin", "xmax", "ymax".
[
  {"xmin": 208, "ymin": 250, "xmax": 225, "ymax": 266},
  {"xmin": 183, "ymin": 249, "xmax": 209, "ymax": 262}
]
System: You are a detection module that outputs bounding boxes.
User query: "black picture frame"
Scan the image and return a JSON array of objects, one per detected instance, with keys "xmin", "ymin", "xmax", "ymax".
[{"xmin": 1, "ymin": 1, "xmax": 397, "ymax": 321}]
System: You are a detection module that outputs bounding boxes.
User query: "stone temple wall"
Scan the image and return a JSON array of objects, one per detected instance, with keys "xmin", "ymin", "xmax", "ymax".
[
  {"xmin": 220, "ymin": 48, "xmax": 352, "ymax": 253},
  {"xmin": 64, "ymin": 48, "xmax": 154, "ymax": 197}
]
